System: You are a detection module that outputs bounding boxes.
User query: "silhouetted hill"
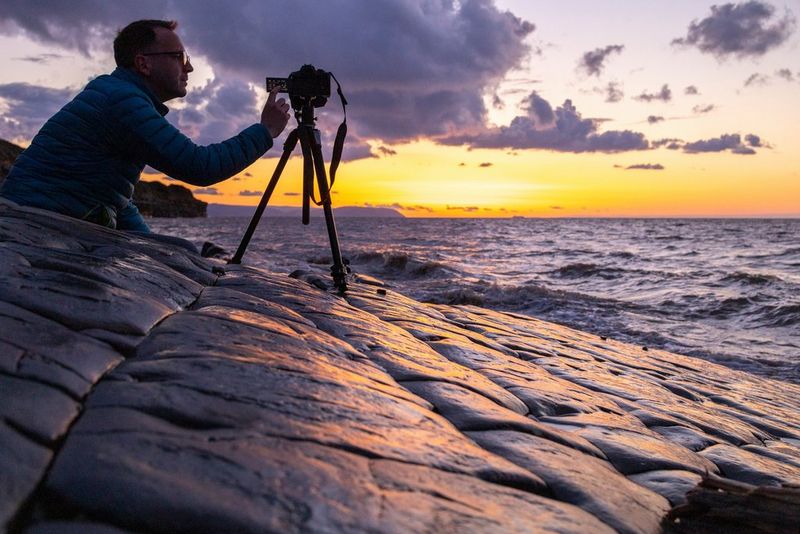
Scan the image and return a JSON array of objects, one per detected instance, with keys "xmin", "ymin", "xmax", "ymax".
[
  {"xmin": 134, "ymin": 180, "xmax": 207, "ymax": 218},
  {"xmin": 0, "ymin": 139, "xmax": 23, "ymax": 180}
]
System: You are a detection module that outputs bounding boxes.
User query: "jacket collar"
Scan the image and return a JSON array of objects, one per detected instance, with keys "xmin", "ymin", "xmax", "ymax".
[{"xmin": 111, "ymin": 67, "xmax": 170, "ymax": 116}]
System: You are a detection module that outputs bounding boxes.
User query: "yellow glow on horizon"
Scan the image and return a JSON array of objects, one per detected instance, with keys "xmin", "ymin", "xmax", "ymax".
[{"xmin": 165, "ymin": 137, "xmax": 798, "ymax": 218}]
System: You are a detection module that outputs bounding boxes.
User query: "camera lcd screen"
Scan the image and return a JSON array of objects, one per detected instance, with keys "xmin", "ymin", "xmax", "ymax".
[{"xmin": 266, "ymin": 77, "xmax": 288, "ymax": 93}]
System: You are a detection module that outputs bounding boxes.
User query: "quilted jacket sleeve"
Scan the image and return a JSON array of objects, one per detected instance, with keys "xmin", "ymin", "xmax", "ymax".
[{"xmin": 107, "ymin": 89, "xmax": 273, "ymax": 186}]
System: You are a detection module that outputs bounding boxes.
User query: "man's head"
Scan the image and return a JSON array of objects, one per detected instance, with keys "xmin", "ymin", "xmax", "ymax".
[{"xmin": 114, "ymin": 19, "xmax": 193, "ymax": 103}]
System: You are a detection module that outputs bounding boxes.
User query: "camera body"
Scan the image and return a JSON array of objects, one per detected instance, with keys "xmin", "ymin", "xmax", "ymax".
[{"xmin": 266, "ymin": 64, "xmax": 330, "ymax": 109}]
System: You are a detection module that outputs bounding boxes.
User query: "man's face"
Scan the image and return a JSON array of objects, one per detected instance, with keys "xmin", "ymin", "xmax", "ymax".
[{"xmin": 136, "ymin": 27, "xmax": 193, "ymax": 103}]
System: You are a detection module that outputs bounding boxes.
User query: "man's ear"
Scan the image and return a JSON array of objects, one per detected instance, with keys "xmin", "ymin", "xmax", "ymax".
[{"xmin": 132, "ymin": 54, "xmax": 150, "ymax": 76}]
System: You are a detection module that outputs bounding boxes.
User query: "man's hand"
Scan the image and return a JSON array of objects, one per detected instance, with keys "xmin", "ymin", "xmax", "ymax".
[{"xmin": 261, "ymin": 88, "xmax": 291, "ymax": 138}]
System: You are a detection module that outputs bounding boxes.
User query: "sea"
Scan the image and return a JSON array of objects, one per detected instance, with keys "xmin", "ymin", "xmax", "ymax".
[{"xmin": 147, "ymin": 216, "xmax": 800, "ymax": 385}]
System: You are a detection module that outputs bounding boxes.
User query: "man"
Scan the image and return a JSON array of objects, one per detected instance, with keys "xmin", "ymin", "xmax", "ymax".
[{"xmin": 0, "ymin": 19, "xmax": 290, "ymax": 232}]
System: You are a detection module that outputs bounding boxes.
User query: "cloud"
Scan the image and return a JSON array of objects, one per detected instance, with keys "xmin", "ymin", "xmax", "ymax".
[
  {"xmin": 672, "ymin": 1, "xmax": 796, "ymax": 59},
  {"xmin": 550, "ymin": 205, "xmax": 564, "ymax": 210},
  {"xmin": 13, "ymin": 53, "xmax": 64, "ymax": 63},
  {"xmin": 440, "ymin": 92, "xmax": 649, "ymax": 153},
  {"xmin": 744, "ymin": 72, "xmax": 769, "ymax": 86},
  {"xmin": 682, "ymin": 133, "xmax": 762, "ymax": 154},
  {"xmin": 625, "ymin": 163, "xmax": 664, "ymax": 170},
  {"xmin": 604, "ymin": 82, "xmax": 624, "ymax": 103},
  {"xmin": 578, "ymin": 44, "xmax": 624, "ymax": 76},
  {"xmin": 745, "ymin": 133, "xmax": 763, "ymax": 147},
  {"xmin": 479, "ymin": 162, "xmax": 493, "ymax": 167},
  {"xmin": 685, "ymin": 85, "xmax": 700, "ymax": 95},
  {"xmin": 0, "ymin": 82, "xmax": 75, "ymax": 143},
  {"xmin": 238, "ymin": 190, "xmax": 261, "ymax": 196},
  {"xmin": 647, "ymin": 115, "xmax": 664, "ymax": 124},
  {"xmin": 193, "ymin": 187, "xmax": 221, "ymax": 194},
  {"xmin": 377, "ymin": 146, "xmax": 397, "ymax": 156},
  {"xmin": 446, "ymin": 205, "xmax": 480, "ymax": 212},
  {"xmin": 401, "ymin": 204, "xmax": 434, "ymax": 212},
  {"xmin": 692, "ymin": 104, "xmax": 715, "ymax": 114},
  {"xmin": 652, "ymin": 138, "xmax": 683, "ymax": 150},
  {"xmin": 0, "ymin": 0, "xmax": 535, "ymax": 158},
  {"xmin": 634, "ymin": 84, "xmax": 672, "ymax": 102},
  {"xmin": 775, "ymin": 68, "xmax": 795, "ymax": 81},
  {"xmin": 283, "ymin": 192, "xmax": 300, "ymax": 197}
]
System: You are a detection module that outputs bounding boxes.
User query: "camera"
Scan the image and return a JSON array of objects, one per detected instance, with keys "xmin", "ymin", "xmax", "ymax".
[{"xmin": 266, "ymin": 64, "xmax": 331, "ymax": 108}]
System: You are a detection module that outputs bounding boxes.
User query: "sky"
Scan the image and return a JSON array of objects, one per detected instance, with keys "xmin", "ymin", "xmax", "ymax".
[{"xmin": 0, "ymin": 0, "xmax": 798, "ymax": 217}]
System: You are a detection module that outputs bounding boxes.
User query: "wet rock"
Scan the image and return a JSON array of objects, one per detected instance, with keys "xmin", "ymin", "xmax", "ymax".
[
  {"xmin": 46, "ymin": 433, "xmax": 611, "ymax": 534},
  {"xmin": 403, "ymin": 380, "xmax": 603, "ymax": 458},
  {"xmin": 468, "ymin": 430, "xmax": 669, "ymax": 534},
  {"xmin": 0, "ymin": 422, "xmax": 52, "ymax": 528},
  {"xmin": 649, "ymin": 425, "xmax": 720, "ymax": 452},
  {"xmin": 700, "ymin": 444, "xmax": 800, "ymax": 487},
  {"xmin": 628, "ymin": 470, "xmax": 703, "ymax": 506},
  {"xmin": 566, "ymin": 426, "xmax": 718, "ymax": 476}
]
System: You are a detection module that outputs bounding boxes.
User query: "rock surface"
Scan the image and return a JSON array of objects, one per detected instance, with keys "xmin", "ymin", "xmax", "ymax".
[{"xmin": 2, "ymin": 200, "xmax": 800, "ymax": 532}]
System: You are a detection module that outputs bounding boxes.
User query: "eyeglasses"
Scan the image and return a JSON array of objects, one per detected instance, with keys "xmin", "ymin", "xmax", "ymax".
[{"xmin": 141, "ymin": 50, "xmax": 190, "ymax": 66}]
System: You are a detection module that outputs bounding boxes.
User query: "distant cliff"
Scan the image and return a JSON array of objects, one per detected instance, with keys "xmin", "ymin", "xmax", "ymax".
[
  {"xmin": 0, "ymin": 139, "xmax": 23, "ymax": 179},
  {"xmin": 133, "ymin": 180, "xmax": 207, "ymax": 218},
  {"xmin": 0, "ymin": 139, "xmax": 206, "ymax": 218}
]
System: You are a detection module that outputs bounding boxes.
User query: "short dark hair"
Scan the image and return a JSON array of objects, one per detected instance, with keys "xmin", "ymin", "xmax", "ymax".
[{"xmin": 113, "ymin": 19, "xmax": 177, "ymax": 68}]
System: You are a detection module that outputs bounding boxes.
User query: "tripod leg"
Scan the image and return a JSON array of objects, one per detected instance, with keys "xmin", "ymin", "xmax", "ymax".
[
  {"xmin": 298, "ymin": 128, "xmax": 314, "ymax": 225},
  {"xmin": 308, "ymin": 132, "xmax": 348, "ymax": 292},
  {"xmin": 229, "ymin": 130, "xmax": 298, "ymax": 264}
]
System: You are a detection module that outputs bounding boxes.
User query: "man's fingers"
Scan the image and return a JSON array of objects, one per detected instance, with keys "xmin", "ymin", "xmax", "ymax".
[{"xmin": 267, "ymin": 88, "xmax": 278, "ymax": 105}]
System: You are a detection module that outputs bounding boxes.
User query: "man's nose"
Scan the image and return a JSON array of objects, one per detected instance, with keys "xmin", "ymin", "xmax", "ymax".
[{"xmin": 185, "ymin": 60, "xmax": 194, "ymax": 73}]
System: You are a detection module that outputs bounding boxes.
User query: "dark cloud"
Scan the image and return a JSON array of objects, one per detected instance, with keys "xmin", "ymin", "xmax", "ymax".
[
  {"xmin": 13, "ymin": 52, "xmax": 64, "ymax": 63},
  {"xmin": 377, "ymin": 146, "xmax": 397, "ymax": 156},
  {"xmin": 685, "ymin": 85, "xmax": 700, "ymax": 95},
  {"xmin": 440, "ymin": 93, "xmax": 649, "ymax": 153},
  {"xmin": 672, "ymin": 1, "xmax": 796, "ymax": 59},
  {"xmin": 0, "ymin": 82, "xmax": 75, "ymax": 143},
  {"xmin": 625, "ymin": 163, "xmax": 664, "ymax": 170},
  {"xmin": 692, "ymin": 104, "xmax": 715, "ymax": 114},
  {"xmin": 578, "ymin": 44, "xmax": 624, "ymax": 76},
  {"xmin": 604, "ymin": 82, "xmax": 624, "ymax": 103},
  {"xmin": 193, "ymin": 187, "xmax": 221, "ymax": 194},
  {"xmin": 446, "ymin": 205, "xmax": 479, "ymax": 212},
  {"xmin": 775, "ymin": 68, "xmax": 795, "ymax": 81},
  {"xmin": 0, "ymin": 0, "xmax": 535, "ymax": 158},
  {"xmin": 634, "ymin": 84, "xmax": 672, "ymax": 103},
  {"xmin": 401, "ymin": 204, "xmax": 434, "ymax": 212},
  {"xmin": 238, "ymin": 190, "xmax": 261, "ymax": 196},
  {"xmin": 647, "ymin": 115, "xmax": 664, "ymax": 124},
  {"xmin": 550, "ymin": 205, "xmax": 564, "ymax": 210},
  {"xmin": 744, "ymin": 72, "xmax": 769, "ymax": 86},
  {"xmin": 745, "ymin": 133, "xmax": 763, "ymax": 147},
  {"xmin": 479, "ymin": 162, "xmax": 493, "ymax": 167},
  {"xmin": 283, "ymin": 192, "xmax": 300, "ymax": 197},
  {"xmin": 682, "ymin": 133, "xmax": 761, "ymax": 155},
  {"xmin": 652, "ymin": 138, "xmax": 683, "ymax": 150}
]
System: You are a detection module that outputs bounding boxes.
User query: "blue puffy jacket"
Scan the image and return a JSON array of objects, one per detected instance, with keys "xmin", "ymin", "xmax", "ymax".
[{"xmin": 0, "ymin": 67, "xmax": 272, "ymax": 231}]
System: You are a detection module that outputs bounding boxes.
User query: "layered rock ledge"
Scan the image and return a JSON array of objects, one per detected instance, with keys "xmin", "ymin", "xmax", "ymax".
[{"xmin": 1, "ymin": 200, "xmax": 799, "ymax": 533}]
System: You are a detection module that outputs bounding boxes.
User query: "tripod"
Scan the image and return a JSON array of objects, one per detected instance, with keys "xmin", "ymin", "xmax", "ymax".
[{"xmin": 228, "ymin": 101, "xmax": 348, "ymax": 292}]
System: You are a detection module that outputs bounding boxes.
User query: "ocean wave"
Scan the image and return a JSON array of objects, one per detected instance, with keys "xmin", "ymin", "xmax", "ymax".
[
  {"xmin": 346, "ymin": 250, "xmax": 454, "ymax": 279},
  {"xmin": 550, "ymin": 262, "xmax": 625, "ymax": 280},
  {"xmin": 722, "ymin": 271, "xmax": 783, "ymax": 286},
  {"xmin": 758, "ymin": 304, "xmax": 800, "ymax": 328}
]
